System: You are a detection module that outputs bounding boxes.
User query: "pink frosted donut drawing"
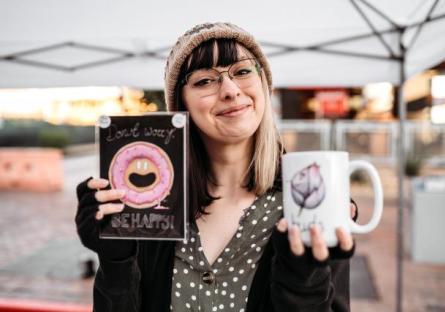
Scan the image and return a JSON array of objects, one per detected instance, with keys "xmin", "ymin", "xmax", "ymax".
[{"xmin": 109, "ymin": 142, "xmax": 174, "ymax": 209}]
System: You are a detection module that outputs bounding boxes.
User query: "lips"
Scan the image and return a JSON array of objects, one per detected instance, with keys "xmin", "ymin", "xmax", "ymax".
[{"xmin": 216, "ymin": 104, "xmax": 251, "ymax": 117}]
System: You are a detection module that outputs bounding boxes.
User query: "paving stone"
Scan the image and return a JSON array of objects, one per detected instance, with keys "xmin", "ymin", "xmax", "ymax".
[
  {"xmin": 350, "ymin": 255, "xmax": 378, "ymax": 300},
  {"xmin": 0, "ymin": 239, "xmax": 96, "ymax": 280}
]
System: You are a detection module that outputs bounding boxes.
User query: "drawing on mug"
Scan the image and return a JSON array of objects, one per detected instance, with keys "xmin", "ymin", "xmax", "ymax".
[
  {"xmin": 290, "ymin": 162, "xmax": 326, "ymax": 216},
  {"xmin": 109, "ymin": 141, "xmax": 174, "ymax": 209}
]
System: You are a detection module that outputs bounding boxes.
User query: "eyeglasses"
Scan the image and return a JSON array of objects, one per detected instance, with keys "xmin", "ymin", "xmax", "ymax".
[{"xmin": 181, "ymin": 58, "xmax": 262, "ymax": 97}]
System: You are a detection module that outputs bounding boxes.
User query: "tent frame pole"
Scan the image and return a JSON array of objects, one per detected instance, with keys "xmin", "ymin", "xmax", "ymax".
[
  {"xmin": 2, "ymin": 14, "xmax": 445, "ymax": 73},
  {"xmin": 349, "ymin": 0, "xmax": 397, "ymax": 57},
  {"xmin": 395, "ymin": 1, "xmax": 438, "ymax": 309},
  {"xmin": 396, "ymin": 26, "xmax": 406, "ymax": 312}
]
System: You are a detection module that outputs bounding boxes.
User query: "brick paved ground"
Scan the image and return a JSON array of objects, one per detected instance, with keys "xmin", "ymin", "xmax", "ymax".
[
  {"xmin": 0, "ymin": 154, "xmax": 95, "ymax": 304},
  {"xmin": 0, "ymin": 153, "xmax": 444, "ymax": 311},
  {"xmin": 351, "ymin": 166, "xmax": 445, "ymax": 312}
]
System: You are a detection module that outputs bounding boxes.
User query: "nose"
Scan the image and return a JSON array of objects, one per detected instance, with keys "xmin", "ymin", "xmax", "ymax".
[{"xmin": 218, "ymin": 74, "xmax": 241, "ymax": 101}]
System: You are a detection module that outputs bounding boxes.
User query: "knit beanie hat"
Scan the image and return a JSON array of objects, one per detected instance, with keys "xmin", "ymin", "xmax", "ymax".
[{"xmin": 164, "ymin": 22, "xmax": 273, "ymax": 111}]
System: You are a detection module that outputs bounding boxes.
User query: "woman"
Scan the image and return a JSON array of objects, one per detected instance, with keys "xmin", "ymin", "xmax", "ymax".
[{"xmin": 76, "ymin": 22, "xmax": 357, "ymax": 312}]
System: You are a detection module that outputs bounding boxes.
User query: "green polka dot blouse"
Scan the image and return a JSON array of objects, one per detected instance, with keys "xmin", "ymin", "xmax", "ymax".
[{"xmin": 170, "ymin": 190, "xmax": 283, "ymax": 311}]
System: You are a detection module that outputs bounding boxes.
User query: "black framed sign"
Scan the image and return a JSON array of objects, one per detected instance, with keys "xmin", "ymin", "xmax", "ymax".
[{"xmin": 97, "ymin": 113, "xmax": 188, "ymax": 240}]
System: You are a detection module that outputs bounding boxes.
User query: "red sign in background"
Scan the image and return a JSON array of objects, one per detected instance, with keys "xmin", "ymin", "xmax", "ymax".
[{"xmin": 315, "ymin": 90, "xmax": 348, "ymax": 117}]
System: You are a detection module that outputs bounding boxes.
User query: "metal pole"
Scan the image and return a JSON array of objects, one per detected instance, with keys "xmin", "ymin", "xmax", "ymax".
[{"xmin": 396, "ymin": 27, "xmax": 406, "ymax": 312}]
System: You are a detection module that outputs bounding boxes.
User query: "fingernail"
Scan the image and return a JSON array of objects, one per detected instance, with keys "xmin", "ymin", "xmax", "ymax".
[
  {"xmin": 118, "ymin": 204, "xmax": 125, "ymax": 210},
  {"xmin": 96, "ymin": 211, "xmax": 104, "ymax": 220},
  {"xmin": 116, "ymin": 189, "xmax": 126, "ymax": 197},
  {"xmin": 310, "ymin": 225, "xmax": 318, "ymax": 234},
  {"xmin": 98, "ymin": 179, "xmax": 109, "ymax": 187},
  {"xmin": 289, "ymin": 225, "xmax": 298, "ymax": 233}
]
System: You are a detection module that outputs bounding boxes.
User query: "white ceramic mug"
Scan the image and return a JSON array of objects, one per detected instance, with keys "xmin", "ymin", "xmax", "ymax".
[{"xmin": 282, "ymin": 151, "xmax": 383, "ymax": 247}]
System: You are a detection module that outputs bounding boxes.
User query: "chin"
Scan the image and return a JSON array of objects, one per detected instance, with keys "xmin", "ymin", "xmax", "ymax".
[{"xmin": 218, "ymin": 127, "xmax": 258, "ymax": 144}]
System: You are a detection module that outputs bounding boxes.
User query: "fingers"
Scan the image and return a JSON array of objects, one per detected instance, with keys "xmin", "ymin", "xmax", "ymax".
[
  {"xmin": 276, "ymin": 218, "xmax": 288, "ymax": 233},
  {"xmin": 350, "ymin": 203, "xmax": 357, "ymax": 219},
  {"xmin": 95, "ymin": 189, "xmax": 126, "ymax": 203},
  {"xmin": 310, "ymin": 225, "xmax": 329, "ymax": 261},
  {"xmin": 276, "ymin": 219, "xmax": 333, "ymax": 261},
  {"xmin": 87, "ymin": 178, "xmax": 109, "ymax": 190},
  {"xmin": 276, "ymin": 218, "xmax": 305, "ymax": 257},
  {"xmin": 95, "ymin": 203, "xmax": 125, "ymax": 220},
  {"xmin": 335, "ymin": 227, "xmax": 354, "ymax": 251},
  {"xmin": 288, "ymin": 225, "xmax": 305, "ymax": 256}
]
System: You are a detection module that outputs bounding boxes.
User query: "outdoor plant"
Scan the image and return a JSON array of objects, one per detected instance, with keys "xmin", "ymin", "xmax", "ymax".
[
  {"xmin": 350, "ymin": 169, "xmax": 369, "ymax": 185},
  {"xmin": 404, "ymin": 152, "xmax": 424, "ymax": 177},
  {"xmin": 38, "ymin": 128, "xmax": 70, "ymax": 150}
]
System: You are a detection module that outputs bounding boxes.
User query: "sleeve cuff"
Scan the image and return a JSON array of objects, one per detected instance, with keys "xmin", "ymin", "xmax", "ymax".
[{"xmin": 95, "ymin": 243, "xmax": 140, "ymax": 295}]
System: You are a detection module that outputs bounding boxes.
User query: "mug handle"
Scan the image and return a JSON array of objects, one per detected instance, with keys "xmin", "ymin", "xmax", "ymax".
[{"xmin": 348, "ymin": 160, "xmax": 383, "ymax": 234}]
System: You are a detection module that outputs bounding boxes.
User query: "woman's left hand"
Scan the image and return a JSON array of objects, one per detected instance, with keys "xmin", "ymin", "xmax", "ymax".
[{"xmin": 276, "ymin": 202, "xmax": 356, "ymax": 261}]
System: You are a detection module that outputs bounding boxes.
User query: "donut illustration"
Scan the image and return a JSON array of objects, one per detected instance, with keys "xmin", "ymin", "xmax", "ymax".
[
  {"xmin": 109, "ymin": 141, "xmax": 174, "ymax": 209},
  {"xmin": 291, "ymin": 162, "xmax": 325, "ymax": 216}
]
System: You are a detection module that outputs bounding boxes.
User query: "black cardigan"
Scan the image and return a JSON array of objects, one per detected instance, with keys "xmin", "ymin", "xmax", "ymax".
[{"xmin": 93, "ymin": 231, "xmax": 350, "ymax": 312}]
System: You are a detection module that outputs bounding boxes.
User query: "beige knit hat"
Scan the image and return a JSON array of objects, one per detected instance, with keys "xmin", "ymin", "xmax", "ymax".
[{"xmin": 164, "ymin": 22, "xmax": 273, "ymax": 111}]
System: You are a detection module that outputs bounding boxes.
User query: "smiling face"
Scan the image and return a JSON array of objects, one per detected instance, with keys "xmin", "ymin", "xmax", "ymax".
[
  {"xmin": 125, "ymin": 158, "xmax": 160, "ymax": 192},
  {"xmin": 180, "ymin": 40, "xmax": 266, "ymax": 145}
]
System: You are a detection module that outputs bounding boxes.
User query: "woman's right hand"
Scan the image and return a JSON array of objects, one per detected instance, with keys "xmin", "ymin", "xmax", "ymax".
[{"xmin": 75, "ymin": 177, "xmax": 137, "ymax": 261}]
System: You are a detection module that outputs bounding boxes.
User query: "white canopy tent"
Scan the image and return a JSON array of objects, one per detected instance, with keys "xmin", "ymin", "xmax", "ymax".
[
  {"xmin": 2, "ymin": 1, "xmax": 445, "ymax": 312},
  {"xmin": 1, "ymin": 0, "xmax": 445, "ymax": 89}
]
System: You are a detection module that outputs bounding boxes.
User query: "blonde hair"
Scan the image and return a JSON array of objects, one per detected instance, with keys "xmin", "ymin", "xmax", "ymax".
[{"xmin": 248, "ymin": 70, "xmax": 283, "ymax": 195}]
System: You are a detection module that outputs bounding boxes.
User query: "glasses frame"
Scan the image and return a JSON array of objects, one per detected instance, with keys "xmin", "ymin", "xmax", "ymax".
[{"xmin": 179, "ymin": 58, "xmax": 262, "ymax": 88}]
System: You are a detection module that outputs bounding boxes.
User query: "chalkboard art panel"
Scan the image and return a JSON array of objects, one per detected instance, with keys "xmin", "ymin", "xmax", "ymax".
[{"xmin": 97, "ymin": 113, "xmax": 188, "ymax": 240}]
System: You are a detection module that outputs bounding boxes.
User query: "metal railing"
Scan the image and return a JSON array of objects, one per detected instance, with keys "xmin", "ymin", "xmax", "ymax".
[
  {"xmin": 404, "ymin": 122, "xmax": 445, "ymax": 166},
  {"xmin": 277, "ymin": 120, "xmax": 332, "ymax": 152},
  {"xmin": 334, "ymin": 121, "xmax": 398, "ymax": 165},
  {"xmin": 277, "ymin": 120, "xmax": 445, "ymax": 166}
]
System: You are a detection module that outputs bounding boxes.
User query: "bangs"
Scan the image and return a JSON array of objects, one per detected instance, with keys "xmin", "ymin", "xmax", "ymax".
[{"xmin": 180, "ymin": 38, "xmax": 245, "ymax": 79}]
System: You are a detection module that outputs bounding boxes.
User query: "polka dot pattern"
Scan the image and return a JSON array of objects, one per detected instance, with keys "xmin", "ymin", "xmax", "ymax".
[{"xmin": 170, "ymin": 190, "xmax": 283, "ymax": 311}]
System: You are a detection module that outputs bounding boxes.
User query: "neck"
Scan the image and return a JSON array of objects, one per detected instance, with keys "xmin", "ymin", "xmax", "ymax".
[{"xmin": 202, "ymin": 137, "xmax": 254, "ymax": 198}]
